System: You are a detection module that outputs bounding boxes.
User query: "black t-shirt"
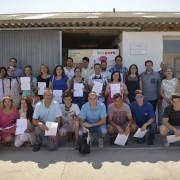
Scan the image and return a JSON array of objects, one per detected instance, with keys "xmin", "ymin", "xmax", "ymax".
[
  {"xmin": 163, "ymin": 105, "xmax": 180, "ymax": 126},
  {"xmin": 36, "ymin": 75, "xmax": 51, "ymax": 88}
]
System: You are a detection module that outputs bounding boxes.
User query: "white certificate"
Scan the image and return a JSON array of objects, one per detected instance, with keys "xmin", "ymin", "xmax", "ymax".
[
  {"xmin": 133, "ymin": 128, "xmax": 148, "ymax": 138},
  {"xmin": 45, "ymin": 121, "xmax": 58, "ymax": 136},
  {"xmin": 38, "ymin": 82, "xmax": 46, "ymax": 95},
  {"xmin": 114, "ymin": 133, "xmax": 129, "ymax": 146},
  {"xmin": 110, "ymin": 83, "xmax": 121, "ymax": 98},
  {"xmin": 15, "ymin": 119, "xmax": 27, "ymax": 135},
  {"xmin": 20, "ymin": 77, "xmax": 31, "ymax": 90},
  {"xmin": 167, "ymin": 135, "xmax": 180, "ymax": 144},
  {"xmin": 92, "ymin": 81, "xmax": 103, "ymax": 96},
  {"xmin": 53, "ymin": 90, "xmax": 63, "ymax": 103},
  {"xmin": 73, "ymin": 83, "xmax": 84, "ymax": 97}
]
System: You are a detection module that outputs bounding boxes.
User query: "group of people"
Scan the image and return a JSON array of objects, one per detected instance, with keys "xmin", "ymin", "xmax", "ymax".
[{"xmin": 0, "ymin": 56, "xmax": 179, "ymax": 152}]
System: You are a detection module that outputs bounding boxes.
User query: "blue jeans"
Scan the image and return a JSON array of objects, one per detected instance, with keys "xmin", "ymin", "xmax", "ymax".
[{"xmin": 79, "ymin": 125, "xmax": 107, "ymax": 138}]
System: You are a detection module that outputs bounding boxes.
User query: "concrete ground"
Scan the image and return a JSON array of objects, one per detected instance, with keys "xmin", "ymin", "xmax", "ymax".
[{"xmin": 0, "ymin": 135, "xmax": 180, "ymax": 180}]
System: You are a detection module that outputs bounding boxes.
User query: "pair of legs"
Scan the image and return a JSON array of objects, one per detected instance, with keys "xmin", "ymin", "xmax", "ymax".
[
  {"xmin": 136, "ymin": 123, "xmax": 156, "ymax": 144},
  {"xmin": 59, "ymin": 119, "xmax": 79, "ymax": 145},
  {"xmin": 33, "ymin": 126, "xmax": 59, "ymax": 151},
  {"xmin": 14, "ymin": 133, "xmax": 33, "ymax": 147},
  {"xmin": 160, "ymin": 125, "xmax": 180, "ymax": 145},
  {"xmin": 108, "ymin": 123, "xmax": 136, "ymax": 144},
  {"xmin": 79, "ymin": 125, "xmax": 107, "ymax": 147},
  {"xmin": 0, "ymin": 127, "xmax": 15, "ymax": 144},
  {"xmin": 108, "ymin": 123, "xmax": 136, "ymax": 135}
]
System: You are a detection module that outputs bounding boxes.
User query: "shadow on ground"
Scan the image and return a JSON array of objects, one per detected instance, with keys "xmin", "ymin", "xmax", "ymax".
[{"xmin": 0, "ymin": 134, "xmax": 180, "ymax": 169}]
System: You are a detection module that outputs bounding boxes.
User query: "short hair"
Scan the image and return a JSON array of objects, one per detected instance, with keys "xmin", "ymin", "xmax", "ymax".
[
  {"xmin": 44, "ymin": 88, "xmax": 53, "ymax": 96},
  {"xmin": 113, "ymin": 93, "xmax": 122, "ymax": 100},
  {"xmin": 24, "ymin": 65, "xmax": 32, "ymax": 71},
  {"xmin": 88, "ymin": 91, "xmax": 97, "ymax": 97},
  {"xmin": 9, "ymin": 57, "xmax": 17, "ymax": 63},
  {"xmin": 66, "ymin": 57, "xmax": 73, "ymax": 62},
  {"xmin": 82, "ymin": 57, "xmax": 89, "ymax": 62},
  {"xmin": 115, "ymin": 55, "xmax": 122, "ymax": 62},
  {"xmin": 145, "ymin": 60, "xmax": 153, "ymax": 66},
  {"xmin": 94, "ymin": 63, "xmax": 101, "ymax": 68},
  {"xmin": 172, "ymin": 93, "xmax": 180, "ymax": 100},
  {"xmin": 135, "ymin": 89, "xmax": 144, "ymax": 96},
  {"xmin": 63, "ymin": 92, "xmax": 72, "ymax": 99}
]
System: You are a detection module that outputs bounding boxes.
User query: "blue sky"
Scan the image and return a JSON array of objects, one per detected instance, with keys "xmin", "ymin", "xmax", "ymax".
[{"xmin": 0, "ymin": 0, "xmax": 180, "ymax": 14}]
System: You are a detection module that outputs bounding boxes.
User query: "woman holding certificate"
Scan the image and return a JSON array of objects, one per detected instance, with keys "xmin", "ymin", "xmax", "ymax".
[
  {"xmin": 71, "ymin": 67, "xmax": 89, "ymax": 109},
  {"xmin": 14, "ymin": 97, "xmax": 34, "ymax": 147},
  {"xmin": 37, "ymin": 64, "xmax": 51, "ymax": 99},
  {"xmin": 21, "ymin": 65, "xmax": 37, "ymax": 98},
  {"xmin": 49, "ymin": 65, "xmax": 71, "ymax": 104},
  {"xmin": 105, "ymin": 71, "xmax": 128, "ymax": 106},
  {"xmin": 125, "ymin": 64, "xmax": 140, "ymax": 103},
  {"xmin": 0, "ymin": 96, "xmax": 19, "ymax": 144}
]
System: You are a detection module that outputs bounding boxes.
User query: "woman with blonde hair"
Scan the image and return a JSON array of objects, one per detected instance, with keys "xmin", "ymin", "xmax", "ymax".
[
  {"xmin": 160, "ymin": 67, "xmax": 180, "ymax": 112},
  {"xmin": 0, "ymin": 96, "xmax": 19, "ymax": 144},
  {"xmin": 37, "ymin": 64, "xmax": 51, "ymax": 99}
]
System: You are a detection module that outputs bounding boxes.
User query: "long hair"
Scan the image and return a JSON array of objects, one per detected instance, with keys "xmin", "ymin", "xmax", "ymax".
[
  {"xmin": 53, "ymin": 65, "xmax": 65, "ymax": 77},
  {"xmin": 128, "ymin": 64, "xmax": 139, "ymax": 76},
  {"xmin": 2, "ymin": 96, "xmax": 14, "ymax": 109},
  {"xmin": 111, "ymin": 71, "xmax": 121, "ymax": 82},
  {"xmin": 20, "ymin": 97, "xmax": 34, "ymax": 122},
  {"xmin": 40, "ymin": 64, "xmax": 50, "ymax": 75}
]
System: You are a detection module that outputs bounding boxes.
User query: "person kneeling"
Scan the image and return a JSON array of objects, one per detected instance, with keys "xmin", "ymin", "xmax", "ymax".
[
  {"xmin": 79, "ymin": 92, "xmax": 107, "ymax": 148},
  {"xmin": 59, "ymin": 92, "xmax": 80, "ymax": 149},
  {"xmin": 108, "ymin": 93, "xmax": 135, "ymax": 145},
  {"xmin": 160, "ymin": 93, "xmax": 180, "ymax": 147},
  {"xmin": 32, "ymin": 89, "xmax": 62, "ymax": 152},
  {"xmin": 130, "ymin": 90, "xmax": 156, "ymax": 145}
]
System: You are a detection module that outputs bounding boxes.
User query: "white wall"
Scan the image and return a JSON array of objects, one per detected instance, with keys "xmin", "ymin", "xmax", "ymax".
[{"xmin": 122, "ymin": 31, "xmax": 180, "ymax": 73}]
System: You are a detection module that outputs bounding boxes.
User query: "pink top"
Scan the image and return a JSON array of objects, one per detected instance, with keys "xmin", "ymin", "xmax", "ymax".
[{"xmin": 0, "ymin": 107, "xmax": 19, "ymax": 128}]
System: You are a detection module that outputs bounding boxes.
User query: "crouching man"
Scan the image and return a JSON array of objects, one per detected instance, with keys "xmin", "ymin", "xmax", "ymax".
[
  {"xmin": 32, "ymin": 89, "xmax": 62, "ymax": 151},
  {"xmin": 130, "ymin": 90, "xmax": 156, "ymax": 145},
  {"xmin": 79, "ymin": 92, "xmax": 107, "ymax": 148},
  {"xmin": 59, "ymin": 92, "xmax": 80, "ymax": 149},
  {"xmin": 108, "ymin": 93, "xmax": 136, "ymax": 144},
  {"xmin": 160, "ymin": 93, "xmax": 180, "ymax": 147}
]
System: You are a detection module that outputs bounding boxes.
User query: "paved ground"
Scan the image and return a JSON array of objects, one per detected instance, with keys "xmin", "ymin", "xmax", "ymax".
[{"xmin": 1, "ymin": 134, "xmax": 180, "ymax": 180}]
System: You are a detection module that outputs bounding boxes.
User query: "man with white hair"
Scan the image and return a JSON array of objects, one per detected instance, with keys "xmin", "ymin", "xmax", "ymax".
[{"xmin": 32, "ymin": 89, "xmax": 62, "ymax": 151}]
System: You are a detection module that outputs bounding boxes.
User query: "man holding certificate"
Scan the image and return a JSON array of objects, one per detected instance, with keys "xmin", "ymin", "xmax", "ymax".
[
  {"xmin": 108, "ymin": 93, "xmax": 135, "ymax": 145},
  {"xmin": 88, "ymin": 63, "xmax": 107, "ymax": 103},
  {"xmin": 160, "ymin": 93, "xmax": 180, "ymax": 147},
  {"xmin": 32, "ymin": 89, "xmax": 62, "ymax": 151},
  {"xmin": 130, "ymin": 90, "xmax": 156, "ymax": 145}
]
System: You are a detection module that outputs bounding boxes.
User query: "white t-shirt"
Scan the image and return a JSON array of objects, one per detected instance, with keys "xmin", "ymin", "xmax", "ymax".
[{"xmin": 60, "ymin": 103, "xmax": 80, "ymax": 124}]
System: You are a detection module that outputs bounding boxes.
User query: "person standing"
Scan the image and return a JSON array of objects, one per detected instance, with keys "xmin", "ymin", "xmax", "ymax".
[{"xmin": 140, "ymin": 60, "xmax": 161, "ymax": 112}]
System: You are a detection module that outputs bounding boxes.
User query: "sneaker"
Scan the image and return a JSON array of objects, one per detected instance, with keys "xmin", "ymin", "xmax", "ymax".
[
  {"xmin": 33, "ymin": 144, "xmax": 41, "ymax": 152},
  {"xmin": 98, "ymin": 137, "xmax": 104, "ymax": 148}
]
